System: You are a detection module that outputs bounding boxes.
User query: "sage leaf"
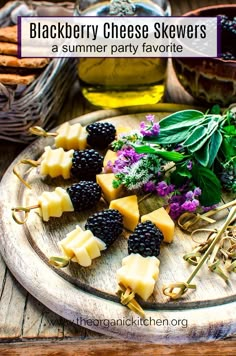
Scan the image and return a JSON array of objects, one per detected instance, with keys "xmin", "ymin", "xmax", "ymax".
[
  {"xmin": 192, "ymin": 165, "xmax": 221, "ymax": 206},
  {"xmin": 187, "ymin": 134, "xmax": 210, "ymax": 153},
  {"xmin": 193, "ymin": 140, "xmax": 210, "ymax": 167},
  {"xmin": 207, "ymin": 131, "xmax": 223, "ymax": 168},
  {"xmin": 187, "ymin": 119, "xmax": 219, "ymax": 153},
  {"xmin": 144, "ymin": 110, "xmax": 206, "ymax": 145},
  {"xmin": 206, "ymin": 117, "xmax": 219, "ymax": 136},
  {"xmin": 183, "ymin": 126, "xmax": 208, "ymax": 147},
  {"xmin": 146, "ymin": 127, "xmax": 191, "ymax": 144},
  {"xmin": 159, "ymin": 110, "xmax": 204, "ymax": 129},
  {"xmin": 135, "ymin": 146, "xmax": 186, "ymax": 162}
]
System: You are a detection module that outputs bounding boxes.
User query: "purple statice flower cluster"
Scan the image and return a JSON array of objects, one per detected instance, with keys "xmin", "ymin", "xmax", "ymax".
[
  {"xmin": 144, "ymin": 180, "xmax": 175, "ymax": 196},
  {"xmin": 157, "ymin": 181, "xmax": 175, "ymax": 197},
  {"xmin": 168, "ymin": 187, "xmax": 202, "ymax": 220},
  {"xmin": 107, "ymin": 147, "xmax": 144, "ymax": 174},
  {"xmin": 140, "ymin": 114, "xmax": 160, "ymax": 137}
]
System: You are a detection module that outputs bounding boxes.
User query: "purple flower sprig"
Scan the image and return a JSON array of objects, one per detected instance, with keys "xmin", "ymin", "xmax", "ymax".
[
  {"xmin": 144, "ymin": 180, "xmax": 175, "ymax": 196},
  {"xmin": 168, "ymin": 187, "xmax": 202, "ymax": 220},
  {"xmin": 140, "ymin": 114, "xmax": 160, "ymax": 137},
  {"xmin": 108, "ymin": 147, "xmax": 144, "ymax": 174}
]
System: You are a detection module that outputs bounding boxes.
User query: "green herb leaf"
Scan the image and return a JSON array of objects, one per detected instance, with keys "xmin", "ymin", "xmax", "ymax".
[
  {"xmin": 175, "ymin": 164, "xmax": 192, "ymax": 178},
  {"xmin": 207, "ymin": 131, "xmax": 223, "ymax": 168},
  {"xmin": 112, "ymin": 175, "xmax": 123, "ymax": 188},
  {"xmin": 187, "ymin": 119, "xmax": 219, "ymax": 153},
  {"xmin": 193, "ymin": 140, "xmax": 210, "ymax": 167},
  {"xmin": 183, "ymin": 126, "xmax": 208, "ymax": 147},
  {"xmin": 135, "ymin": 145, "xmax": 187, "ymax": 162},
  {"xmin": 221, "ymin": 136, "xmax": 236, "ymax": 160},
  {"xmin": 192, "ymin": 165, "xmax": 221, "ymax": 206},
  {"xmin": 223, "ymin": 125, "xmax": 236, "ymax": 136},
  {"xmin": 159, "ymin": 110, "xmax": 204, "ymax": 129},
  {"xmin": 153, "ymin": 129, "xmax": 190, "ymax": 144},
  {"xmin": 193, "ymin": 131, "xmax": 222, "ymax": 168},
  {"xmin": 144, "ymin": 110, "xmax": 206, "ymax": 145}
]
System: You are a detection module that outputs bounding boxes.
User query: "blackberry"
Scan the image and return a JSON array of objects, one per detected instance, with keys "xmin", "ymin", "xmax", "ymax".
[
  {"xmin": 85, "ymin": 209, "xmax": 123, "ymax": 247},
  {"xmin": 222, "ymin": 52, "xmax": 236, "ymax": 60},
  {"xmin": 71, "ymin": 149, "xmax": 103, "ymax": 180},
  {"xmin": 86, "ymin": 122, "xmax": 116, "ymax": 149},
  {"xmin": 220, "ymin": 16, "xmax": 236, "ymax": 34},
  {"xmin": 219, "ymin": 163, "xmax": 236, "ymax": 193},
  {"xmin": 67, "ymin": 181, "xmax": 101, "ymax": 211},
  {"xmin": 128, "ymin": 221, "xmax": 164, "ymax": 257}
]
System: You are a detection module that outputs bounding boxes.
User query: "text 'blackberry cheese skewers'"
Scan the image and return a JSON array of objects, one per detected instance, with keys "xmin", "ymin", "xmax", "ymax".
[
  {"xmin": 11, "ymin": 181, "xmax": 101, "ymax": 224},
  {"xmin": 117, "ymin": 221, "xmax": 164, "ymax": 317},
  {"xmin": 49, "ymin": 209, "xmax": 123, "ymax": 268},
  {"xmin": 30, "ymin": 121, "xmax": 116, "ymax": 150},
  {"xmin": 13, "ymin": 147, "xmax": 104, "ymax": 189}
]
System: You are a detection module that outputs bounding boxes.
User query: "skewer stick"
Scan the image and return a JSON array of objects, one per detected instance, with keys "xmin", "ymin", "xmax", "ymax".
[{"xmin": 163, "ymin": 206, "xmax": 236, "ymax": 299}]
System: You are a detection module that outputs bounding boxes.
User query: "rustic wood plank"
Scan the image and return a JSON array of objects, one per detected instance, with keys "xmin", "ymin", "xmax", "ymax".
[
  {"xmin": 22, "ymin": 293, "xmax": 87, "ymax": 339},
  {"xmin": 0, "ymin": 271, "xmax": 27, "ymax": 340},
  {"xmin": 1, "ymin": 338, "xmax": 236, "ymax": 355}
]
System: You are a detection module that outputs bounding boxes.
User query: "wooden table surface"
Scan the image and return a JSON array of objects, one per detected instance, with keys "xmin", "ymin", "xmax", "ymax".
[{"xmin": 0, "ymin": 0, "xmax": 236, "ymax": 354}]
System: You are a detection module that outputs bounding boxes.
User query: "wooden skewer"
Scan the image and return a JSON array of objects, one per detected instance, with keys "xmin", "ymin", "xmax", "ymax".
[
  {"xmin": 117, "ymin": 284, "xmax": 145, "ymax": 318},
  {"xmin": 178, "ymin": 199, "xmax": 236, "ymax": 231}
]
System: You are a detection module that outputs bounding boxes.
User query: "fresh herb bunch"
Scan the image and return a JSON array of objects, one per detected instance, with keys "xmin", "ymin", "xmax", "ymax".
[{"xmin": 109, "ymin": 107, "xmax": 236, "ymax": 219}]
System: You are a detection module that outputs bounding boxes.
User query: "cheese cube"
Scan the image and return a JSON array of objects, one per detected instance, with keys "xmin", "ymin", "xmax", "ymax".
[
  {"xmin": 73, "ymin": 247, "xmax": 92, "ymax": 267},
  {"xmin": 117, "ymin": 253, "xmax": 160, "ymax": 301},
  {"xmin": 40, "ymin": 146, "xmax": 74, "ymax": 179},
  {"xmin": 55, "ymin": 122, "xmax": 87, "ymax": 150},
  {"xmin": 109, "ymin": 195, "xmax": 139, "ymax": 231},
  {"xmin": 96, "ymin": 173, "xmax": 123, "ymax": 203},
  {"xmin": 58, "ymin": 225, "xmax": 83, "ymax": 258},
  {"xmin": 58, "ymin": 227, "xmax": 106, "ymax": 266},
  {"xmin": 55, "ymin": 187, "xmax": 74, "ymax": 212},
  {"xmin": 103, "ymin": 150, "xmax": 117, "ymax": 172},
  {"xmin": 38, "ymin": 187, "xmax": 74, "ymax": 221},
  {"xmin": 141, "ymin": 207, "xmax": 175, "ymax": 243}
]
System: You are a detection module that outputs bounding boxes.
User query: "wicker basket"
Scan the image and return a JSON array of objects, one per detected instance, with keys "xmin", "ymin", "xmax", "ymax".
[{"xmin": 0, "ymin": 1, "xmax": 77, "ymax": 143}]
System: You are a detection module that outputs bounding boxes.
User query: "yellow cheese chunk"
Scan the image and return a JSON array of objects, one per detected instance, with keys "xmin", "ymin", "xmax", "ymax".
[
  {"xmin": 82, "ymin": 237, "xmax": 101, "ymax": 259},
  {"xmin": 141, "ymin": 207, "xmax": 175, "ymax": 243},
  {"xmin": 103, "ymin": 150, "xmax": 117, "ymax": 172},
  {"xmin": 109, "ymin": 195, "xmax": 139, "ymax": 231},
  {"xmin": 38, "ymin": 187, "xmax": 74, "ymax": 221},
  {"xmin": 58, "ymin": 225, "xmax": 83, "ymax": 258},
  {"xmin": 73, "ymin": 247, "xmax": 92, "ymax": 267},
  {"xmin": 96, "ymin": 173, "xmax": 123, "ymax": 203},
  {"xmin": 40, "ymin": 146, "xmax": 74, "ymax": 179},
  {"xmin": 117, "ymin": 253, "xmax": 160, "ymax": 301},
  {"xmin": 55, "ymin": 122, "xmax": 87, "ymax": 150},
  {"xmin": 58, "ymin": 227, "xmax": 106, "ymax": 266},
  {"xmin": 55, "ymin": 187, "xmax": 75, "ymax": 212}
]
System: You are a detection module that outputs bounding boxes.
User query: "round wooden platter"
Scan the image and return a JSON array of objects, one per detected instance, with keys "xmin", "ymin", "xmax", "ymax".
[{"xmin": 0, "ymin": 104, "xmax": 236, "ymax": 344}]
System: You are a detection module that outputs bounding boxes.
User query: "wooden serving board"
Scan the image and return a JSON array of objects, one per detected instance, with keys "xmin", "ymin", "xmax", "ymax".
[{"xmin": 0, "ymin": 105, "xmax": 236, "ymax": 344}]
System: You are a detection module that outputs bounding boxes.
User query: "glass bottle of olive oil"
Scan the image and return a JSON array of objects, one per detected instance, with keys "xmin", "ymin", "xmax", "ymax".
[{"xmin": 75, "ymin": 0, "xmax": 171, "ymax": 108}]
